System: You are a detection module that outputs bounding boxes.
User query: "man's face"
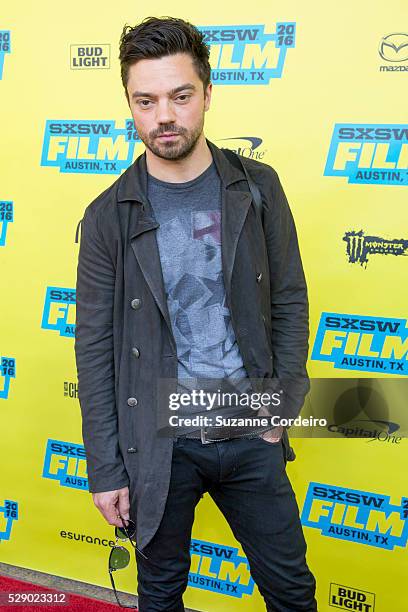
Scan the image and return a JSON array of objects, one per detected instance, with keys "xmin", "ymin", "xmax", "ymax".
[{"xmin": 126, "ymin": 52, "xmax": 212, "ymax": 161}]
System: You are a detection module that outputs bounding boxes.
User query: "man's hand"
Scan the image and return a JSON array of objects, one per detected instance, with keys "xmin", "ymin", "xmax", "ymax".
[
  {"xmin": 256, "ymin": 406, "xmax": 283, "ymax": 443},
  {"xmin": 259, "ymin": 425, "xmax": 283, "ymax": 444},
  {"xmin": 92, "ymin": 486, "xmax": 130, "ymax": 528}
]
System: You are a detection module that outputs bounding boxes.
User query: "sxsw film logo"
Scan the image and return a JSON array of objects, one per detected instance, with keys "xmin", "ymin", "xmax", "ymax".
[
  {"xmin": 189, "ymin": 539, "xmax": 255, "ymax": 597},
  {"xmin": 329, "ymin": 583, "xmax": 375, "ymax": 611},
  {"xmin": 0, "ymin": 201, "xmax": 14, "ymax": 246},
  {"xmin": 41, "ymin": 287, "xmax": 76, "ymax": 338},
  {"xmin": 0, "ymin": 31, "xmax": 11, "ymax": 79},
  {"xmin": 0, "ymin": 356, "xmax": 16, "ymax": 400},
  {"xmin": 199, "ymin": 23, "xmax": 295, "ymax": 85},
  {"xmin": 301, "ymin": 483, "xmax": 408, "ymax": 550},
  {"xmin": 43, "ymin": 439, "xmax": 88, "ymax": 490},
  {"xmin": 343, "ymin": 230, "xmax": 408, "ymax": 267},
  {"xmin": 217, "ymin": 137, "xmax": 267, "ymax": 160},
  {"xmin": 0, "ymin": 500, "xmax": 18, "ymax": 542},
  {"xmin": 324, "ymin": 124, "xmax": 408, "ymax": 185},
  {"xmin": 41, "ymin": 119, "xmax": 141, "ymax": 174},
  {"xmin": 379, "ymin": 32, "xmax": 408, "ymax": 72},
  {"xmin": 311, "ymin": 313, "xmax": 408, "ymax": 375},
  {"xmin": 70, "ymin": 44, "xmax": 110, "ymax": 69}
]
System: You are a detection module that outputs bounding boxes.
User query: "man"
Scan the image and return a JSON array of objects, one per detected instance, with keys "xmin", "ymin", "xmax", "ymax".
[{"xmin": 75, "ymin": 15, "xmax": 317, "ymax": 612}]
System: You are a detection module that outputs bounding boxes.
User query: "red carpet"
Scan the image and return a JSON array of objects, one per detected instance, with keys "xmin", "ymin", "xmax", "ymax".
[{"xmin": 0, "ymin": 573, "xmax": 138, "ymax": 611}]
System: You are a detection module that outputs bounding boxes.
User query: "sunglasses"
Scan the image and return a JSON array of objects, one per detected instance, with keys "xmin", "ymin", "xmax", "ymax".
[{"xmin": 108, "ymin": 514, "xmax": 149, "ymax": 609}]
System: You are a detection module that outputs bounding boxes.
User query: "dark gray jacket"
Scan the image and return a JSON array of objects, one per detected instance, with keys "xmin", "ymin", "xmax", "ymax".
[{"xmin": 74, "ymin": 138, "xmax": 310, "ymax": 551}]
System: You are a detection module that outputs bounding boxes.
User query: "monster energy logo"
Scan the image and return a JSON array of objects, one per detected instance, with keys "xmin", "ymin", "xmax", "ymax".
[{"xmin": 343, "ymin": 230, "xmax": 408, "ymax": 266}]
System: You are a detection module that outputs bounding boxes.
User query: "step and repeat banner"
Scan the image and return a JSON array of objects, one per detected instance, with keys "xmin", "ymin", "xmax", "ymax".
[{"xmin": 1, "ymin": 2, "xmax": 407, "ymax": 611}]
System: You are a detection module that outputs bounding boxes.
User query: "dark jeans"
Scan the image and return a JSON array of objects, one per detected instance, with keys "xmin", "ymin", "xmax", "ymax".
[{"xmin": 135, "ymin": 436, "xmax": 317, "ymax": 611}]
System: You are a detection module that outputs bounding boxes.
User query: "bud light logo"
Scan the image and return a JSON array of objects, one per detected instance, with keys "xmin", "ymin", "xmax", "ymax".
[
  {"xmin": 41, "ymin": 120, "xmax": 141, "ymax": 174},
  {"xmin": 1, "ymin": 356, "xmax": 16, "ymax": 399},
  {"xmin": 41, "ymin": 287, "xmax": 76, "ymax": 338},
  {"xmin": 312, "ymin": 313, "xmax": 408, "ymax": 375},
  {"xmin": 324, "ymin": 124, "xmax": 408, "ymax": 185},
  {"xmin": 0, "ymin": 31, "xmax": 10, "ymax": 79},
  {"xmin": 43, "ymin": 440, "xmax": 88, "ymax": 490},
  {"xmin": 302, "ymin": 483, "xmax": 408, "ymax": 550},
  {"xmin": 199, "ymin": 23, "xmax": 295, "ymax": 85},
  {"xmin": 70, "ymin": 44, "xmax": 110, "ymax": 69},
  {"xmin": 189, "ymin": 539, "xmax": 255, "ymax": 597},
  {"xmin": 0, "ymin": 500, "xmax": 18, "ymax": 541},
  {"xmin": 329, "ymin": 583, "xmax": 375, "ymax": 611}
]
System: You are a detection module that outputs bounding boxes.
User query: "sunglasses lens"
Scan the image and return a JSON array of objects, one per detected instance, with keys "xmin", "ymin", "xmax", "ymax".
[
  {"xmin": 116, "ymin": 519, "xmax": 136, "ymax": 540},
  {"xmin": 109, "ymin": 546, "xmax": 130, "ymax": 570}
]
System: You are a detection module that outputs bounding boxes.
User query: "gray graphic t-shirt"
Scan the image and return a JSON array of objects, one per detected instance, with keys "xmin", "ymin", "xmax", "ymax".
[{"xmin": 147, "ymin": 159, "xmax": 254, "ymax": 429}]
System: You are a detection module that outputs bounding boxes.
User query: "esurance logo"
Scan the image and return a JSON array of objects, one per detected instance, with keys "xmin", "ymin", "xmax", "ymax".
[
  {"xmin": 0, "ymin": 200, "xmax": 13, "ymax": 246},
  {"xmin": 301, "ymin": 483, "xmax": 408, "ymax": 550},
  {"xmin": 41, "ymin": 120, "xmax": 141, "ymax": 174},
  {"xmin": 43, "ymin": 439, "xmax": 88, "ymax": 490},
  {"xmin": 41, "ymin": 287, "xmax": 76, "ymax": 338},
  {"xmin": 0, "ymin": 31, "xmax": 10, "ymax": 79},
  {"xmin": 189, "ymin": 539, "xmax": 254, "ymax": 597},
  {"xmin": 324, "ymin": 124, "xmax": 408, "ymax": 185},
  {"xmin": 1, "ymin": 356, "xmax": 16, "ymax": 400},
  {"xmin": 343, "ymin": 230, "xmax": 408, "ymax": 266},
  {"xmin": 312, "ymin": 313, "xmax": 408, "ymax": 375},
  {"xmin": 0, "ymin": 500, "xmax": 18, "ymax": 541},
  {"xmin": 199, "ymin": 23, "xmax": 295, "ymax": 85}
]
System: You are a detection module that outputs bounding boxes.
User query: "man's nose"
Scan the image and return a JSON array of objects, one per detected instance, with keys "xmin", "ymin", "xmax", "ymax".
[{"xmin": 155, "ymin": 99, "xmax": 176, "ymax": 124}]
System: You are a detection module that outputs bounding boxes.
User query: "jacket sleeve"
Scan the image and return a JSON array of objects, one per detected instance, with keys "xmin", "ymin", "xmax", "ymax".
[
  {"xmin": 74, "ymin": 205, "xmax": 129, "ymax": 493},
  {"xmin": 262, "ymin": 167, "xmax": 310, "ymax": 420}
]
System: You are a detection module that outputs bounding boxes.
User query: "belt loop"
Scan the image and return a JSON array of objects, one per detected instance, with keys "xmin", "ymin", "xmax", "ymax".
[{"xmin": 200, "ymin": 427, "xmax": 212, "ymax": 444}]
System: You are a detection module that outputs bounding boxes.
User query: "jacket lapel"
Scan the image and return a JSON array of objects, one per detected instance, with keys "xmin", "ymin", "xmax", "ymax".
[
  {"xmin": 129, "ymin": 204, "xmax": 174, "ymax": 339},
  {"xmin": 221, "ymin": 188, "xmax": 252, "ymax": 302}
]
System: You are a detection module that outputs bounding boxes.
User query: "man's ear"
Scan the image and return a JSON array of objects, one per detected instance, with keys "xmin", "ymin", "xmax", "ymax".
[{"xmin": 204, "ymin": 82, "xmax": 212, "ymax": 112}]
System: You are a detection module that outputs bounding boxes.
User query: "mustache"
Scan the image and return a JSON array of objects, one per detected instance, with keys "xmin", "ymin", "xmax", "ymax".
[{"xmin": 151, "ymin": 126, "xmax": 185, "ymax": 137}]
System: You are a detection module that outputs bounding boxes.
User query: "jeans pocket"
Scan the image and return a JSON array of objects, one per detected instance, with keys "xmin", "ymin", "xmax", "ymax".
[{"xmin": 253, "ymin": 434, "xmax": 284, "ymax": 447}]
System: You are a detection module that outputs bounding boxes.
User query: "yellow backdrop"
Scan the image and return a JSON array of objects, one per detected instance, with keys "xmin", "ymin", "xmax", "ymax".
[{"xmin": 1, "ymin": 1, "xmax": 407, "ymax": 611}]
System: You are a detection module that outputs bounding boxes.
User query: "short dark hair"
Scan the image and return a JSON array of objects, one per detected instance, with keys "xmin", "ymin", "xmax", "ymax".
[{"xmin": 119, "ymin": 16, "xmax": 211, "ymax": 101}]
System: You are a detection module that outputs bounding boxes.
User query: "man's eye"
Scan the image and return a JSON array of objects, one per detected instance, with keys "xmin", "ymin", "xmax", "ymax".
[
  {"xmin": 176, "ymin": 95, "xmax": 190, "ymax": 102},
  {"xmin": 138, "ymin": 100, "xmax": 152, "ymax": 107}
]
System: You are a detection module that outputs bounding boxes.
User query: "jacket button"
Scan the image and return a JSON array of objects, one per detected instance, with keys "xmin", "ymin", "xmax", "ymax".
[
  {"xmin": 131, "ymin": 298, "xmax": 142, "ymax": 310},
  {"xmin": 132, "ymin": 347, "xmax": 140, "ymax": 358},
  {"xmin": 127, "ymin": 397, "xmax": 138, "ymax": 407},
  {"xmin": 127, "ymin": 447, "xmax": 138, "ymax": 453},
  {"xmin": 256, "ymin": 272, "xmax": 262, "ymax": 283}
]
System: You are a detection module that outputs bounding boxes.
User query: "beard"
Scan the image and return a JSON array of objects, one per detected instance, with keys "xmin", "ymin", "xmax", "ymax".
[{"xmin": 136, "ymin": 112, "xmax": 205, "ymax": 161}]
